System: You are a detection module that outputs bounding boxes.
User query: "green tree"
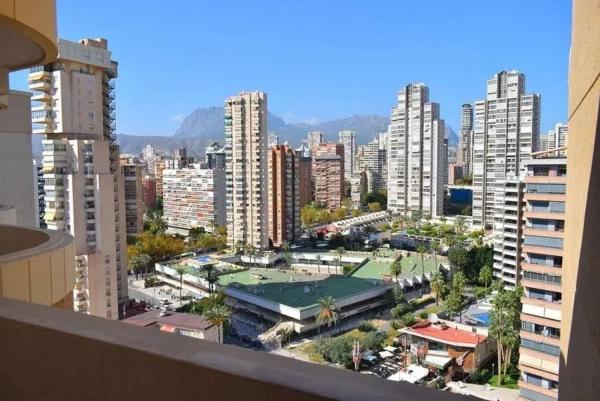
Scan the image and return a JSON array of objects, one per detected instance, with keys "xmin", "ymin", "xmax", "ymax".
[
  {"xmin": 203, "ymin": 303, "xmax": 231, "ymax": 344},
  {"xmin": 445, "ymin": 288, "xmax": 463, "ymax": 320},
  {"xmin": 452, "ymin": 271, "xmax": 467, "ymax": 295},
  {"xmin": 489, "ymin": 286, "xmax": 523, "ymax": 385},
  {"xmin": 198, "ymin": 264, "xmax": 219, "ymax": 294},
  {"xmin": 479, "ymin": 264, "xmax": 493, "ymax": 290},
  {"xmin": 315, "ymin": 296, "xmax": 339, "ymax": 336},
  {"xmin": 448, "ymin": 244, "xmax": 469, "ymax": 274},
  {"xmin": 174, "ymin": 265, "xmax": 187, "ymax": 302},
  {"xmin": 430, "ymin": 271, "xmax": 446, "ymax": 306},
  {"xmin": 281, "ymin": 241, "xmax": 292, "ymax": 268},
  {"xmin": 389, "ymin": 259, "xmax": 403, "ymax": 289},
  {"xmin": 128, "ymin": 254, "xmax": 146, "ymax": 279}
]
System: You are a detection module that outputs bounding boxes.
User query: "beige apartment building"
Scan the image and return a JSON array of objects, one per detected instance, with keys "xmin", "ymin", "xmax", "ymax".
[
  {"xmin": 163, "ymin": 165, "xmax": 226, "ymax": 234},
  {"xmin": 313, "ymin": 143, "xmax": 344, "ymax": 211},
  {"xmin": 28, "ymin": 37, "xmax": 128, "ymax": 319},
  {"xmin": 225, "ymin": 91, "xmax": 269, "ymax": 251},
  {"xmin": 120, "ymin": 155, "xmax": 143, "ymax": 238},
  {"xmin": 518, "ymin": 151, "xmax": 565, "ymax": 401},
  {"xmin": 268, "ymin": 145, "xmax": 301, "ymax": 247}
]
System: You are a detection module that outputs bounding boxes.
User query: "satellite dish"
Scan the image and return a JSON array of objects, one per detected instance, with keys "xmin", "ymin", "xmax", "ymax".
[{"xmin": 428, "ymin": 313, "xmax": 439, "ymax": 323}]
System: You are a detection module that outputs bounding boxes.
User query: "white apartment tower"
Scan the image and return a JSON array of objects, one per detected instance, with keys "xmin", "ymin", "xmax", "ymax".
[
  {"xmin": 472, "ymin": 70, "xmax": 541, "ymax": 229},
  {"xmin": 307, "ymin": 131, "xmax": 325, "ymax": 155},
  {"xmin": 338, "ymin": 130, "xmax": 356, "ymax": 181},
  {"xmin": 458, "ymin": 103, "xmax": 474, "ymax": 176},
  {"xmin": 28, "ymin": 38, "xmax": 127, "ymax": 319},
  {"xmin": 540, "ymin": 123, "xmax": 568, "ymax": 156},
  {"xmin": 225, "ymin": 91, "xmax": 269, "ymax": 251},
  {"xmin": 387, "ymin": 83, "xmax": 446, "ymax": 218}
]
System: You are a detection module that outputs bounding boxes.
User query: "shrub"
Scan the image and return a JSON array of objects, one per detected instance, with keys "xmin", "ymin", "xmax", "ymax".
[
  {"xmin": 343, "ymin": 265, "xmax": 354, "ymax": 275},
  {"xmin": 144, "ymin": 275, "xmax": 160, "ymax": 288},
  {"xmin": 390, "ymin": 319, "xmax": 405, "ymax": 330},
  {"xmin": 391, "ymin": 303, "xmax": 409, "ymax": 319},
  {"xmin": 474, "ymin": 287, "xmax": 488, "ymax": 299},
  {"xmin": 419, "ymin": 311, "xmax": 429, "ymax": 319},
  {"xmin": 316, "ymin": 336, "xmax": 354, "ymax": 367},
  {"xmin": 401, "ymin": 312, "xmax": 416, "ymax": 327},
  {"xmin": 363, "ymin": 331, "xmax": 386, "ymax": 352},
  {"xmin": 357, "ymin": 321, "xmax": 376, "ymax": 332}
]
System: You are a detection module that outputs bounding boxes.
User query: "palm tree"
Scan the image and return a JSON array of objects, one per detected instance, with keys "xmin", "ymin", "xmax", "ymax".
[
  {"xmin": 430, "ymin": 241, "xmax": 441, "ymax": 272},
  {"xmin": 316, "ymin": 254, "xmax": 321, "ymax": 274},
  {"xmin": 174, "ymin": 265, "xmax": 187, "ymax": 302},
  {"xmin": 334, "ymin": 246, "xmax": 346, "ymax": 275},
  {"xmin": 389, "ymin": 259, "xmax": 403, "ymax": 289},
  {"xmin": 204, "ymin": 304, "xmax": 231, "ymax": 343},
  {"xmin": 454, "ymin": 216, "xmax": 466, "ymax": 236},
  {"xmin": 479, "ymin": 264, "xmax": 493, "ymax": 291},
  {"xmin": 430, "ymin": 271, "xmax": 445, "ymax": 306},
  {"xmin": 416, "ymin": 243, "xmax": 427, "ymax": 280},
  {"xmin": 315, "ymin": 296, "xmax": 338, "ymax": 337}
]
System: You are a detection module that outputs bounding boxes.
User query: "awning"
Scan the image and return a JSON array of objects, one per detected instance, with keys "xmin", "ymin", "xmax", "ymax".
[
  {"xmin": 378, "ymin": 350, "xmax": 394, "ymax": 359},
  {"xmin": 361, "ymin": 354, "xmax": 378, "ymax": 363},
  {"xmin": 160, "ymin": 324, "xmax": 176, "ymax": 333},
  {"xmin": 44, "ymin": 212, "xmax": 55, "ymax": 221},
  {"xmin": 384, "ymin": 346, "xmax": 398, "ymax": 353},
  {"xmin": 42, "ymin": 166, "xmax": 55, "ymax": 173},
  {"xmin": 424, "ymin": 354, "xmax": 453, "ymax": 369}
]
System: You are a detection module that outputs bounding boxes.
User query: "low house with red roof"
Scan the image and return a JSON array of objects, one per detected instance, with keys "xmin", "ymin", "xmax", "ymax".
[
  {"xmin": 123, "ymin": 310, "xmax": 219, "ymax": 342},
  {"xmin": 400, "ymin": 319, "xmax": 495, "ymax": 374}
]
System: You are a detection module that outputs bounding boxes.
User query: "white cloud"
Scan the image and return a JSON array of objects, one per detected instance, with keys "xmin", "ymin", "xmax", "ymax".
[{"xmin": 170, "ymin": 113, "xmax": 185, "ymax": 124}]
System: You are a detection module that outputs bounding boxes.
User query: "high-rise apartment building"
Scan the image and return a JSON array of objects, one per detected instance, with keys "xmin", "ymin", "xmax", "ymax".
[
  {"xmin": 298, "ymin": 156, "xmax": 313, "ymax": 208},
  {"xmin": 350, "ymin": 171, "xmax": 367, "ymax": 209},
  {"xmin": 448, "ymin": 163, "xmax": 464, "ymax": 186},
  {"xmin": 492, "ymin": 179, "xmax": 524, "ymax": 286},
  {"xmin": 307, "ymin": 131, "xmax": 325, "ymax": 154},
  {"xmin": 163, "ymin": 165, "xmax": 226, "ymax": 233},
  {"xmin": 387, "ymin": 83, "xmax": 446, "ymax": 218},
  {"xmin": 457, "ymin": 103, "xmax": 473, "ymax": 176},
  {"xmin": 268, "ymin": 132, "xmax": 279, "ymax": 147},
  {"xmin": 312, "ymin": 143, "xmax": 344, "ymax": 211},
  {"xmin": 518, "ymin": 150, "xmax": 565, "ymax": 401},
  {"xmin": 33, "ymin": 159, "xmax": 47, "ymax": 228},
  {"xmin": 121, "ymin": 156, "xmax": 143, "ymax": 238},
  {"xmin": 362, "ymin": 137, "xmax": 387, "ymax": 193},
  {"xmin": 539, "ymin": 123, "xmax": 568, "ymax": 156},
  {"xmin": 313, "ymin": 154, "xmax": 344, "ymax": 211},
  {"xmin": 225, "ymin": 91, "xmax": 269, "ymax": 251},
  {"xmin": 268, "ymin": 145, "xmax": 301, "ymax": 246},
  {"xmin": 154, "ymin": 159, "xmax": 166, "ymax": 200},
  {"xmin": 472, "ymin": 70, "xmax": 541, "ymax": 229},
  {"xmin": 338, "ymin": 130, "xmax": 356, "ymax": 181},
  {"xmin": 142, "ymin": 174, "xmax": 156, "ymax": 211},
  {"xmin": 205, "ymin": 142, "xmax": 226, "ymax": 170},
  {"xmin": 29, "ymin": 38, "xmax": 127, "ymax": 319}
]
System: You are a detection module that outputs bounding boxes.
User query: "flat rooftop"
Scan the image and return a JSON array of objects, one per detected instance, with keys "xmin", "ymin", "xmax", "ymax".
[
  {"xmin": 218, "ymin": 268, "xmax": 387, "ymax": 310},
  {"xmin": 351, "ymin": 254, "xmax": 441, "ymax": 281}
]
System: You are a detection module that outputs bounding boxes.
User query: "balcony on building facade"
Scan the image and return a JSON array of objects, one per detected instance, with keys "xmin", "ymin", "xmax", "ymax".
[{"xmin": 0, "ymin": 225, "xmax": 74, "ymax": 309}]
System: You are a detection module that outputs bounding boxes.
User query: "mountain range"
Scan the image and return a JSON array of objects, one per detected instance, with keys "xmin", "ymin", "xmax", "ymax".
[{"xmin": 32, "ymin": 107, "xmax": 458, "ymax": 158}]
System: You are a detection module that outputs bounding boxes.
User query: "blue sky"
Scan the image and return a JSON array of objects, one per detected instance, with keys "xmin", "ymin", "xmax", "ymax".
[{"xmin": 10, "ymin": 0, "xmax": 572, "ymax": 137}]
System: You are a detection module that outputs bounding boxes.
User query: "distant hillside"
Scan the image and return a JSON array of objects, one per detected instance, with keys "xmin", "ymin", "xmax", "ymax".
[
  {"xmin": 32, "ymin": 108, "xmax": 455, "ymax": 158},
  {"xmin": 115, "ymin": 107, "xmax": 390, "ymax": 157}
]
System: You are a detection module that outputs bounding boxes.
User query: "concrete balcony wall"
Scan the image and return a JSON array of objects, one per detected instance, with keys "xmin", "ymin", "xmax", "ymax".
[
  {"xmin": 0, "ymin": 225, "xmax": 74, "ymax": 307},
  {"xmin": 0, "ymin": 297, "xmax": 473, "ymax": 401}
]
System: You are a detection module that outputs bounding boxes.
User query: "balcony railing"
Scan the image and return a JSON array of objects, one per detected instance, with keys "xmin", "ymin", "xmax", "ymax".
[{"xmin": 0, "ymin": 297, "xmax": 470, "ymax": 401}]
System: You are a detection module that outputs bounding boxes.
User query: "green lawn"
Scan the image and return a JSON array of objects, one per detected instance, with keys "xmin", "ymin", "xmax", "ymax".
[
  {"xmin": 487, "ymin": 374, "xmax": 520, "ymax": 389},
  {"xmin": 351, "ymin": 254, "xmax": 441, "ymax": 281}
]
